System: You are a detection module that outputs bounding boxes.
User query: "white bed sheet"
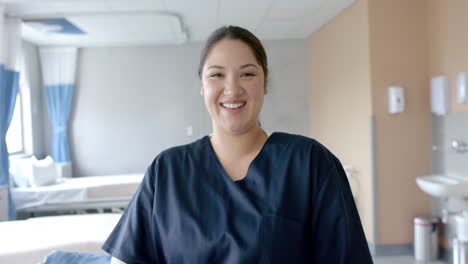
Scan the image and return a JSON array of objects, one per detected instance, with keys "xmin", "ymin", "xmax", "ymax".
[
  {"xmin": 12, "ymin": 174, "xmax": 143, "ymax": 210},
  {"xmin": 0, "ymin": 213, "xmax": 121, "ymax": 264}
]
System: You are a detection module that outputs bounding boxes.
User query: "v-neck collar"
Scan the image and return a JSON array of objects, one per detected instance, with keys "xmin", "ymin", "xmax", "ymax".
[{"xmin": 204, "ymin": 132, "xmax": 277, "ymax": 183}]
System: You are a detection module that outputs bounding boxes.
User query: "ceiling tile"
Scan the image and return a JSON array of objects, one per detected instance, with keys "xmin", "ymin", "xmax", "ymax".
[
  {"xmin": 218, "ymin": 0, "xmax": 274, "ymax": 32},
  {"xmin": 107, "ymin": 0, "xmax": 167, "ymax": 12},
  {"xmin": 164, "ymin": 0, "xmax": 218, "ymax": 42},
  {"xmin": 119, "ymin": 14, "xmax": 176, "ymax": 39},
  {"xmin": 265, "ymin": 7, "xmax": 317, "ymax": 21},
  {"xmin": 5, "ymin": 2, "xmax": 55, "ymax": 17},
  {"xmin": 294, "ymin": 0, "xmax": 354, "ymax": 38},
  {"xmin": 259, "ymin": 0, "xmax": 326, "ymax": 39},
  {"xmin": 47, "ymin": 1, "xmax": 111, "ymax": 14},
  {"xmin": 271, "ymin": 0, "xmax": 324, "ymax": 10},
  {"xmin": 257, "ymin": 21, "xmax": 303, "ymax": 40}
]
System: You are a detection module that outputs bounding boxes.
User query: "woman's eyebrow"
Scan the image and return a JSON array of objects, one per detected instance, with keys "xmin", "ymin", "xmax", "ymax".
[
  {"xmin": 206, "ymin": 64, "xmax": 258, "ymax": 70},
  {"xmin": 207, "ymin": 65, "xmax": 224, "ymax": 70},
  {"xmin": 240, "ymin": 64, "xmax": 259, "ymax": 69}
]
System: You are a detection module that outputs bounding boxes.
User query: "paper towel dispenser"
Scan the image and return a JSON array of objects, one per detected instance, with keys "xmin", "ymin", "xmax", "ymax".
[
  {"xmin": 430, "ymin": 75, "xmax": 450, "ymax": 115},
  {"xmin": 457, "ymin": 72, "xmax": 468, "ymax": 104}
]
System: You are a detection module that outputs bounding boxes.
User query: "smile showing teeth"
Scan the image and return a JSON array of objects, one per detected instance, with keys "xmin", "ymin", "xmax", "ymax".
[{"xmin": 222, "ymin": 103, "xmax": 245, "ymax": 109}]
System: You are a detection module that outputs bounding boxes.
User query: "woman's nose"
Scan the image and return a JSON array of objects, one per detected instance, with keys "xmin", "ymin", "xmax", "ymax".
[{"xmin": 223, "ymin": 76, "xmax": 242, "ymax": 96}]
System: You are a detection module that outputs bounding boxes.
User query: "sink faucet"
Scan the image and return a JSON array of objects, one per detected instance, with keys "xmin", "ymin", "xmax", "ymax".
[
  {"xmin": 451, "ymin": 139, "xmax": 468, "ymax": 153},
  {"xmin": 442, "ymin": 209, "xmax": 459, "ymax": 224}
]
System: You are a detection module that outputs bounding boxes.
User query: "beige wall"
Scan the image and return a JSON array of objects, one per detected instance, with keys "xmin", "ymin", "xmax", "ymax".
[
  {"xmin": 307, "ymin": 0, "xmax": 374, "ymax": 243},
  {"xmin": 367, "ymin": 0, "xmax": 432, "ymax": 244},
  {"xmin": 428, "ymin": 0, "xmax": 468, "ymax": 112},
  {"xmin": 307, "ymin": 0, "xmax": 433, "ymax": 246}
]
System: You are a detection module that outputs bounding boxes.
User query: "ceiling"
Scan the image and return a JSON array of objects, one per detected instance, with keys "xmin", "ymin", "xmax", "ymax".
[{"xmin": 1, "ymin": 0, "xmax": 355, "ymax": 47}]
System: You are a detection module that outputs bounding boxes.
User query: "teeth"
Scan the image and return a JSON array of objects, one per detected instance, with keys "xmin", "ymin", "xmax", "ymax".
[{"xmin": 222, "ymin": 103, "xmax": 245, "ymax": 109}]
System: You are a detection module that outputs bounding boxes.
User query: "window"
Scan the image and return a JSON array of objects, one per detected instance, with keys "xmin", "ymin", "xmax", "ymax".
[
  {"xmin": 6, "ymin": 47, "xmax": 32, "ymax": 156},
  {"xmin": 6, "ymin": 92, "xmax": 24, "ymax": 154}
]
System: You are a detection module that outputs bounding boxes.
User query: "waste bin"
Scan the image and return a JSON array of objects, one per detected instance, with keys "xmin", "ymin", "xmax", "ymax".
[
  {"xmin": 414, "ymin": 216, "xmax": 439, "ymax": 261},
  {"xmin": 453, "ymin": 239, "xmax": 468, "ymax": 264},
  {"xmin": 454, "ymin": 211, "xmax": 468, "ymax": 264}
]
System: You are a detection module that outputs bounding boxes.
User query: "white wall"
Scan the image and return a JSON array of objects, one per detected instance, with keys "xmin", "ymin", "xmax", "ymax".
[{"xmin": 37, "ymin": 39, "xmax": 308, "ymax": 176}]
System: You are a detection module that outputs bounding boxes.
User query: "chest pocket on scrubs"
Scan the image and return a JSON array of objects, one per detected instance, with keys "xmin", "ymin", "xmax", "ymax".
[{"xmin": 260, "ymin": 215, "xmax": 307, "ymax": 263}]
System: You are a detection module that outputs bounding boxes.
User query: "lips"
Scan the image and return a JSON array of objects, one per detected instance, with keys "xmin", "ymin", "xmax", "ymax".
[
  {"xmin": 222, "ymin": 102, "xmax": 245, "ymax": 109},
  {"xmin": 220, "ymin": 100, "xmax": 246, "ymax": 112}
]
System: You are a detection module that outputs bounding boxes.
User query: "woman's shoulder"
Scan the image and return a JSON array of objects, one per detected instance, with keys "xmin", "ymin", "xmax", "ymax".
[
  {"xmin": 272, "ymin": 132, "xmax": 318, "ymax": 144},
  {"xmin": 150, "ymin": 136, "xmax": 210, "ymax": 164},
  {"xmin": 271, "ymin": 132, "xmax": 337, "ymax": 164},
  {"xmin": 272, "ymin": 132, "xmax": 329, "ymax": 150}
]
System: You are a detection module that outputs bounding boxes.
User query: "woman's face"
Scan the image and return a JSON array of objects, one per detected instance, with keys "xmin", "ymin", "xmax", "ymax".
[{"xmin": 201, "ymin": 39, "xmax": 266, "ymax": 135}]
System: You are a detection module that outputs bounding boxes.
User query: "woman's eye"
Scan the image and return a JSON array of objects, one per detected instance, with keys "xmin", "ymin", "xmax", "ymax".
[
  {"xmin": 210, "ymin": 73, "xmax": 223, "ymax": 78},
  {"xmin": 242, "ymin": 73, "xmax": 256, "ymax": 77}
]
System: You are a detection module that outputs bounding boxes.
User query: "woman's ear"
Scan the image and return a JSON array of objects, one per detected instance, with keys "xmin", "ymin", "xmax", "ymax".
[
  {"xmin": 200, "ymin": 86, "xmax": 204, "ymax": 96},
  {"xmin": 264, "ymin": 87, "xmax": 268, "ymax": 95}
]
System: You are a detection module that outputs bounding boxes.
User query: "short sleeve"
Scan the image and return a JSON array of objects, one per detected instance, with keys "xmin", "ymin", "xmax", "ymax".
[
  {"xmin": 310, "ymin": 155, "xmax": 373, "ymax": 263},
  {"xmin": 102, "ymin": 159, "xmax": 159, "ymax": 263}
]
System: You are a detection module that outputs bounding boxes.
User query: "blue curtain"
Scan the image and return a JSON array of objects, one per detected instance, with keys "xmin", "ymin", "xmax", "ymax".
[
  {"xmin": 40, "ymin": 47, "xmax": 77, "ymax": 164},
  {"xmin": 45, "ymin": 84, "xmax": 74, "ymax": 162},
  {"xmin": 0, "ymin": 65, "xmax": 19, "ymax": 220}
]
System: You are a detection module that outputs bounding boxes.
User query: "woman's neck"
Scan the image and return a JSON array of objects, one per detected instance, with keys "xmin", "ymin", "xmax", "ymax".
[{"xmin": 210, "ymin": 126, "xmax": 268, "ymax": 160}]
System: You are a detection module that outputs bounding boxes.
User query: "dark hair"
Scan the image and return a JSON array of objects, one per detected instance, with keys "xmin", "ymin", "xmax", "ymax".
[{"xmin": 198, "ymin": 26, "xmax": 268, "ymax": 85}]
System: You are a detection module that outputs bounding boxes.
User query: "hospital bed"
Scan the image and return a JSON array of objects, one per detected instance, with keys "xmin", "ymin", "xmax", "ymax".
[
  {"xmin": 11, "ymin": 174, "xmax": 143, "ymax": 215},
  {"xmin": 0, "ymin": 213, "xmax": 121, "ymax": 264}
]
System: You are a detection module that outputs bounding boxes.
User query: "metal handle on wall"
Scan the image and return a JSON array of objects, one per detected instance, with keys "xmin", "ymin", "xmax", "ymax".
[{"xmin": 451, "ymin": 139, "xmax": 468, "ymax": 153}]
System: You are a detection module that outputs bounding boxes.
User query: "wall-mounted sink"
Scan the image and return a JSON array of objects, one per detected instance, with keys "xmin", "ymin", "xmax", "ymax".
[{"xmin": 416, "ymin": 174, "xmax": 468, "ymax": 197}]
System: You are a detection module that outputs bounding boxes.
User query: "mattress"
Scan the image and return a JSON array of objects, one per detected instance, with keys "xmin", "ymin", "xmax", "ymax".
[
  {"xmin": 0, "ymin": 213, "xmax": 121, "ymax": 264},
  {"xmin": 11, "ymin": 174, "xmax": 143, "ymax": 211}
]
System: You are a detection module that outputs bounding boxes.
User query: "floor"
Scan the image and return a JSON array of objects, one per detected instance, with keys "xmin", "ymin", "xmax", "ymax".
[{"xmin": 373, "ymin": 255, "xmax": 447, "ymax": 264}]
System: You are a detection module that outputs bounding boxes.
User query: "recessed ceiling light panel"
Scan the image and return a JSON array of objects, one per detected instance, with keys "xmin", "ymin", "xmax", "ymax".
[{"xmin": 25, "ymin": 18, "xmax": 85, "ymax": 35}]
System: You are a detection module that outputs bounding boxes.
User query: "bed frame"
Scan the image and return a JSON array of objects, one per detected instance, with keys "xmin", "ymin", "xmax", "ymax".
[{"xmin": 12, "ymin": 174, "xmax": 143, "ymax": 218}]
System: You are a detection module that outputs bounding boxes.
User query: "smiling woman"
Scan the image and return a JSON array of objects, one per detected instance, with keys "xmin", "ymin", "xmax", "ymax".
[
  {"xmin": 102, "ymin": 26, "xmax": 373, "ymax": 264},
  {"xmin": 198, "ymin": 26, "xmax": 269, "ymax": 182},
  {"xmin": 201, "ymin": 39, "xmax": 266, "ymax": 138}
]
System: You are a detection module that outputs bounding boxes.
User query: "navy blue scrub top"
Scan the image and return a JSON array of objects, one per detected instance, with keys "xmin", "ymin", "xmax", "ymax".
[{"xmin": 103, "ymin": 132, "xmax": 373, "ymax": 263}]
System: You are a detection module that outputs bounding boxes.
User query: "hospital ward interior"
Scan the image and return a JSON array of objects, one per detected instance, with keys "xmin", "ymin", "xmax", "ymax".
[{"xmin": 1, "ymin": 0, "xmax": 468, "ymax": 263}]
